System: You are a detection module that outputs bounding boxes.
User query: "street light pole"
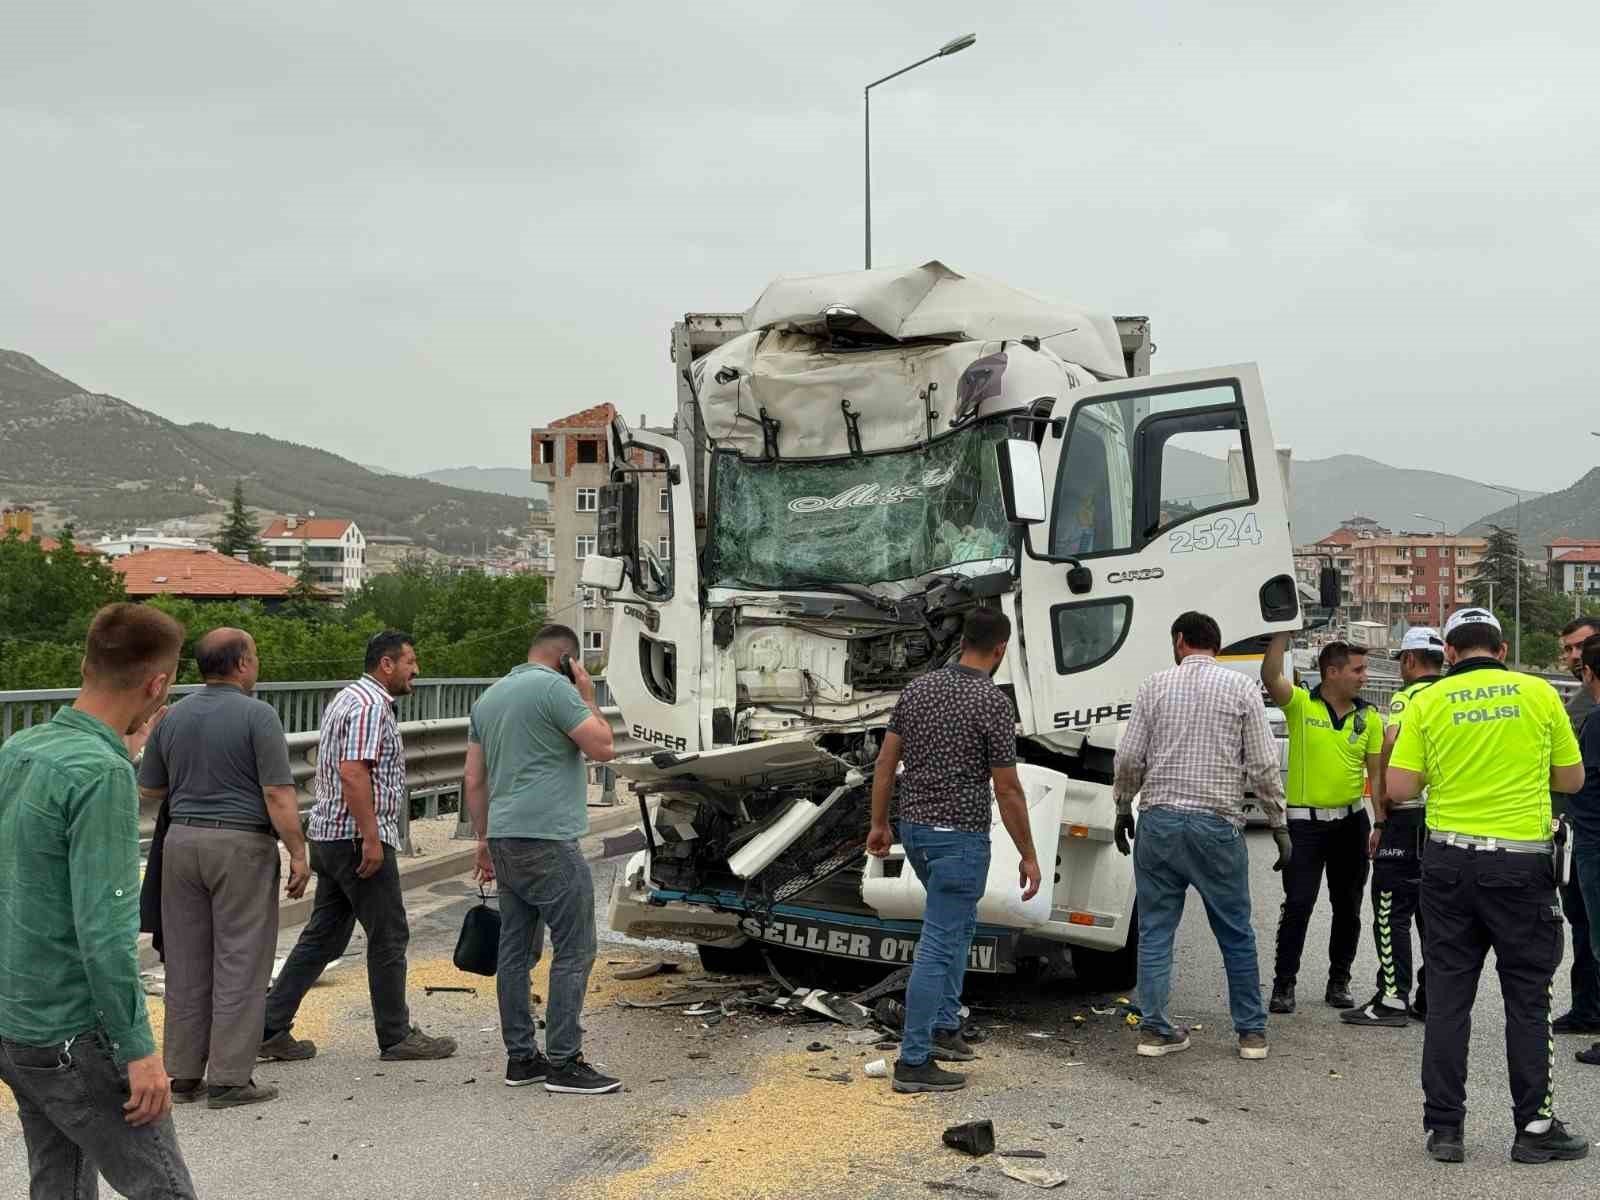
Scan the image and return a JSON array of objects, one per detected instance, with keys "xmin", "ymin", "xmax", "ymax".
[
  {"xmin": 1484, "ymin": 483, "xmax": 1523, "ymax": 667},
  {"xmin": 864, "ymin": 33, "xmax": 976, "ymax": 269}
]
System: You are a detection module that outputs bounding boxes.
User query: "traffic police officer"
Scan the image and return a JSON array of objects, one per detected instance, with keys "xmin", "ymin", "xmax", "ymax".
[
  {"xmin": 1263, "ymin": 633, "xmax": 1385, "ymax": 1013},
  {"xmin": 1388, "ymin": 607, "xmax": 1588, "ymax": 1164},
  {"xmin": 1343, "ymin": 627, "xmax": 1446, "ymax": 1028}
]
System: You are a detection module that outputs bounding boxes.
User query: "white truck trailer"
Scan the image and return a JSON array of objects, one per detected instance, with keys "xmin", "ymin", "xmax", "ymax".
[{"xmin": 577, "ymin": 261, "xmax": 1309, "ymax": 988}]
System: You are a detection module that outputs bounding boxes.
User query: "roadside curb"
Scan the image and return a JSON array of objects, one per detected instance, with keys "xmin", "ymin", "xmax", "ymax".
[{"xmin": 139, "ymin": 803, "xmax": 645, "ymax": 968}]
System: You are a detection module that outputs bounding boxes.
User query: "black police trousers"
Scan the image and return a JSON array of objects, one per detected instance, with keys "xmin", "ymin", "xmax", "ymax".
[
  {"xmin": 1371, "ymin": 809, "xmax": 1426, "ymax": 1006},
  {"xmin": 1420, "ymin": 840, "xmax": 1564, "ymax": 1132},
  {"xmin": 1274, "ymin": 809, "xmax": 1370, "ymax": 989}
]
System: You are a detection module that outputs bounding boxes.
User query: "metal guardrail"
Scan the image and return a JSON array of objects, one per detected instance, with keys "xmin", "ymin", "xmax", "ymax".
[
  {"xmin": 131, "ymin": 702, "xmax": 636, "ymax": 849},
  {"xmin": 0, "ymin": 676, "xmax": 611, "ymax": 745},
  {"xmin": 1361, "ymin": 673, "xmax": 1579, "ymax": 711}
]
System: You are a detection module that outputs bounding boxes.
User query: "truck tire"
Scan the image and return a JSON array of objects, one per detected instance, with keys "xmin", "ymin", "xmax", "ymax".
[
  {"xmin": 696, "ymin": 941, "xmax": 768, "ymax": 976},
  {"xmin": 1070, "ymin": 913, "xmax": 1139, "ymax": 992}
]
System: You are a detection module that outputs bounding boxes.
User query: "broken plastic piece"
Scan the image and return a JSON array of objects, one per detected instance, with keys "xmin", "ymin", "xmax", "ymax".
[
  {"xmin": 999, "ymin": 1164, "xmax": 1068, "ymax": 1189},
  {"xmin": 943, "ymin": 1119, "xmax": 996, "ymax": 1158},
  {"xmin": 863, "ymin": 1058, "xmax": 889, "ymax": 1078},
  {"xmin": 613, "ymin": 961, "xmax": 679, "ymax": 981}
]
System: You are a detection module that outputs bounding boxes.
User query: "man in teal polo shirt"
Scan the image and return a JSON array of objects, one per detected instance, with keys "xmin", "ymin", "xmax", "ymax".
[
  {"xmin": 1264, "ymin": 633, "xmax": 1385, "ymax": 1013},
  {"xmin": 0, "ymin": 603, "xmax": 197, "ymax": 1198},
  {"xmin": 464, "ymin": 624, "xmax": 619, "ymax": 1097}
]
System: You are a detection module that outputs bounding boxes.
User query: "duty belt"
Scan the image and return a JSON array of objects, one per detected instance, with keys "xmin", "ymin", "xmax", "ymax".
[
  {"xmin": 1286, "ymin": 801, "xmax": 1364, "ymax": 822},
  {"xmin": 1389, "ymin": 801, "xmax": 1425, "ymax": 812},
  {"xmin": 1428, "ymin": 830, "xmax": 1552, "ymax": 855}
]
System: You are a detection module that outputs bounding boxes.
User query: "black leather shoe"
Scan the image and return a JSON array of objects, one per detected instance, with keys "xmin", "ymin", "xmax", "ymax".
[
  {"xmin": 1575, "ymin": 1043, "xmax": 1600, "ymax": 1066},
  {"xmin": 1425, "ymin": 1127, "xmax": 1464, "ymax": 1163},
  {"xmin": 1269, "ymin": 983, "xmax": 1295, "ymax": 1014},
  {"xmin": 1552, "ymin": 1012, "xmax": 1600, "ymax": 1035},
  {"xmin": 1512, "ymin": 1119, "xmax": 1589, "ymax": 1163},
  {"xmin": 1325, "ymin": 981, "xmax": 1354, "ymax": 1009}
]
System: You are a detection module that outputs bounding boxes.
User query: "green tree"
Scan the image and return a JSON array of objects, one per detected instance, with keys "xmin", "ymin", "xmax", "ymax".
[
  {"xmin": 216, "ymin": 481, "xmax": 269, "ymax": 565},
  {"xmin": 0, "ymin": 527, "xmax": 126, "ymax": 642},
  {"xmin": 1466, "ymin": 525, "xmax": 1537, "ymax": 612}
]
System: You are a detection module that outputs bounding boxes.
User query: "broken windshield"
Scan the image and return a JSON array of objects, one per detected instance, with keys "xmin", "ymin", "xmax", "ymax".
[{"xmin": 708, "ymin": 420, "xmax": 1014, "ymax": 589}]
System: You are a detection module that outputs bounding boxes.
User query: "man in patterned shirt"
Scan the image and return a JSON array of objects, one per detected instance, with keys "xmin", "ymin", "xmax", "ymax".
[
  {"xmin": 1114, "ymin": 611, "xmax": 1291, "ymax": 1061},
  {"xmin": 260, "ymin": 631, "xmax": 456, "ymax": 1063},
  {"xmin": 868, "ymin": 607, "xmax": 1042, "ymax": 1094}
]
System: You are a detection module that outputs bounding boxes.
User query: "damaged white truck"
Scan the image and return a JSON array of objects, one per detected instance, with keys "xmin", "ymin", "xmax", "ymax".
[{"xmin": 579, "ymin": 261, "xmax": 1304, "ymax": 989}]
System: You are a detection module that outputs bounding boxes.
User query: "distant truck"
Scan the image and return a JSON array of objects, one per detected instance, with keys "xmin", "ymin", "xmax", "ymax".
[{"xmin": 1347, "ymin": 621, "xmax": 1390, "ymax": 653}]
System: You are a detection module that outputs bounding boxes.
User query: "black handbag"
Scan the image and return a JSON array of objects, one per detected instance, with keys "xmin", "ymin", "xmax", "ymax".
[{"xmin": 453, "ymin": 887, "xmax": 501, "ymax": 976}]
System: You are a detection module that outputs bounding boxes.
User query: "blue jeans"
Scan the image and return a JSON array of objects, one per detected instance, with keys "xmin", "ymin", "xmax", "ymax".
[
  {"xmin": 1134, "ymin": 806, "xmax": 1267, "ymax": 1037},
  {"xmin": 489, "ymin": 838, "xmax": 597, "ymax": 1066},
  {"xmin": 899, "ymin": 822, "xmax": 991, "ymax": 1067}
]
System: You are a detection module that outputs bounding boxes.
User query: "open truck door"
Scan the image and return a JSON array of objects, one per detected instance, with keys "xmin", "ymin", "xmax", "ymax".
[
  {"xmin": 585, "ymin": 419, "xmax": 703, "ymax": 754},
  {"xmin": 1016, "ymin": 363, "xmax": 1298, "ymax": 740}
]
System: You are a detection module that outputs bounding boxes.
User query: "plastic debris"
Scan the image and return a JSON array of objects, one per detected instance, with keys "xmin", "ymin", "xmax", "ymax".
[
  {"xmin": 1025, "ymin": 1031, "xmax": 1053, "ymax": 1040},
  {"xmin": 846, "ymin": 1029, "xmax": 882, "ymax": 1045},
  {"xmin": 805, "ymin": 1042, "xmax": 831, "ymax": 1053},
  {"xmin": 943, "ymin": 1119, "xmax": 996, "ymax": 1158},
  {"xmin": 999, "ymin": 1164, "xmax": 1068, "ymax": 1189},
  {"xmin": 863, "ymin": 1058, "xmax": 889, "ymax": 1078},
  {"xmin": 613, "ymin": 960, "xmax": 680, "ymax": 981}
]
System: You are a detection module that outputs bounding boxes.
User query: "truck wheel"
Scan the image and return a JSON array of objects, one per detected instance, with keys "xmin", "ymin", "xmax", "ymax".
[
  {"xmin": 1070, "ymin": 913, "xmax": 1139, "ymax": 992},
  {"xmin": 696, "ymin": 942, "xmax": 768, "ymax": 976}
]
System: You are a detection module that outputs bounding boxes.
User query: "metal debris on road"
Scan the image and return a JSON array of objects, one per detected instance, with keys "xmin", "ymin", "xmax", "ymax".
[
  {"xmin": 846, "ymin": 1029, "xmax": 883, "ymax": 1044},
  {"xmin": 423, "ymin": 985, "xmax": 476, "ymax": 996},
  {"xmin": 805, "ymin": 1041, "xmax": 831, "ymax": 1052},
  {"xmin": 997, "ymin": 1150, "xmax": 1046, "ymax": 1159}
]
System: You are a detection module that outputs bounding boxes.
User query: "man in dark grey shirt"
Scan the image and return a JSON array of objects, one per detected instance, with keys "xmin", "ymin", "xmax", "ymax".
[
  {"xmin": 138, "ymin": 629, "xmax": 307, "ymax": 1109},
  {"xmin": 868, "ymin": 608, "xmax": 1041, "ymax": 1095}
]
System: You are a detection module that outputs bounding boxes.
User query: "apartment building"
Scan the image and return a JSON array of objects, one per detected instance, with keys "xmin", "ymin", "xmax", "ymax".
[
  {"xmin": 530, "ymin": 404, "xmax": 671, "ymax": 666},
  {"xmin": 1548, "ymin": 538, "xmax": 1600, "ymax": 599},
  {"xmin": 1297, "ymin": 522, "xmax": 1484, "ymax": 630},
  {"xmin": 260, "ymin": 515, "xmax": 368, "ymax": 595}
]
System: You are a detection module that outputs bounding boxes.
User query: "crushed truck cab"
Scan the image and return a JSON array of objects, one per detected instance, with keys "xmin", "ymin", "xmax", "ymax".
[{"xmin": 579, "ymin": 261, "xmax": 1298, "ymax": 986}]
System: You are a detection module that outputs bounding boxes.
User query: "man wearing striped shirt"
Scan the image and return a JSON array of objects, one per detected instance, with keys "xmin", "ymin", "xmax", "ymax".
[
  {"xmin": 260, "ymin": 631, "xmax": 457, "ymax": 1063},
  {"xmin": 1113, "ymin": 611, "xmax": 1291, "ymax": 1061}
]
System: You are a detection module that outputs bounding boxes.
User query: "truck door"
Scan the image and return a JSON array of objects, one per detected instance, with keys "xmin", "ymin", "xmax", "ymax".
[
  {"xmin": 599, "ymin": 423, "xmax": 703, "ymax": 754},
  {"xmin": 1018, "ymin": 364, "xmax": 1296, "ymax": 739}
]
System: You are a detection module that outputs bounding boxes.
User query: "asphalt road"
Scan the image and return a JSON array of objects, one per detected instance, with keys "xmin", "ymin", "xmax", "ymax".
[{"xmin": 5, "ymin": 829, "xmax": 1600, "ymax": 1200}]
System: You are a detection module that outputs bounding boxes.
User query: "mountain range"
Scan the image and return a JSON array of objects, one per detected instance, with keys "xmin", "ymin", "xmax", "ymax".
[
  {"xmin": 417, "ymin": 466, "xmax": 546, "ymax": 502},
  {"xmin": 1469, "ymin": 467, "xmax": 1600, "ymax": 548},
  {"xmin": 0, "ymin": 350, "xmax": 529, "ymax": 554},
  {"xmin": 1168, "ymin": 448, "xmax": 1546, "ymax": 543}
]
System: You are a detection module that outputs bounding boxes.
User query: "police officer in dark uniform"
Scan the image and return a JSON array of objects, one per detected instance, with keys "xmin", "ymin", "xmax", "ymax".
[
  {"xmin": 1388, "ymin": 608, "xmax": 1588, "ymax": 1164},
  {"xmin": 1342, "ymin": 627, "xmax": 1445, "ymax": 1028}
]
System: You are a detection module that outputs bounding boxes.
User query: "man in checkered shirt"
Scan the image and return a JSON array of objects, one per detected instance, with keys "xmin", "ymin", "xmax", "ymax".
[
  {"xmin": 260, "ymin": 631, "xmax": 457, "ymax": 1063},
  {"xmin": 1112, "ymin": 611, "xmax": 1291, "ymax": 1062}
]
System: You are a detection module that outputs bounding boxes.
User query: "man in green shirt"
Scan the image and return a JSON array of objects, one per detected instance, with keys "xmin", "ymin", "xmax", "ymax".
[
  {"xmin": 464, "ymin": 624, "xmax": 618, "ymax": 1096},
  {"xmin": 1263, "ymin": 634, "xmax": 1385, "ymax": 1014},
  {"xmin": 1389, "ymin": 607, "xmax": 1586, "ymax": 1164},
  {"xmin": 0, "ymin": 602, "xmax": 197, "ymax": 1198}
]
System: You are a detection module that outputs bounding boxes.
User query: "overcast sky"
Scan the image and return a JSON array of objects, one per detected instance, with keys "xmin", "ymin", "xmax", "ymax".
[{"xmin": 4, "ymin": 1, "xmax": 1595, "ymax": 490}]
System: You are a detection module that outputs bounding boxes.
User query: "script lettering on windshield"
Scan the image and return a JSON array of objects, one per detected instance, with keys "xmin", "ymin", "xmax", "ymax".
[{"xmin": 787, "ymin": 467, "xmax": 957, "ymax": 514}]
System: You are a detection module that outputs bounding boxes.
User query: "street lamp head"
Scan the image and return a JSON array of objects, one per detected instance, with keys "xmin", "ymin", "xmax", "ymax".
[{"xmin": 939, "ymin": 33, "xmax": 977, "ymax": 56}]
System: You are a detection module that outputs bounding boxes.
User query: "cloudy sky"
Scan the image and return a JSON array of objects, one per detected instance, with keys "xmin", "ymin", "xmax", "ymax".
[{"xmin": 4, "ymin": 1, "xmax": 1595, "ymax": 490}]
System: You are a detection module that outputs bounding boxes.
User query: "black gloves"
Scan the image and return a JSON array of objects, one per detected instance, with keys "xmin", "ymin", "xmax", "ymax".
[
  {"xmin": 1272, "ymin": 827, "xmax": 1293, "ymax": 872},
  {"xmin": 1114, "ymin": 813, "xmax": 1136, "ymax": 856}
]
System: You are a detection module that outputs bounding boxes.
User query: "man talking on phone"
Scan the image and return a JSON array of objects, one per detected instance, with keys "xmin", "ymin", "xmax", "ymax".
[
  {"xmin": 868, "ymin": 607, "xmax": 1042, "ymax": 1094},
  {"xmin": 466, "ymin": 624, "xmax": 619, "ymax": 1095}
]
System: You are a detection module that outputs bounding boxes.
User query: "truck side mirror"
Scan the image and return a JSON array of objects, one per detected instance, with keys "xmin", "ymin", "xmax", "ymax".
[
  {"xmin": 995, "ymin": 439, "xmax": 1046, "ymax": 525},
  {"xmin": 1319, "ymin": 564, "xmax": 1340, "ymax": 610},
  {"xmin": 598, "ymin": 478, "xmax": 640, "ymax": 579},
  {"xmin": 581, "ymin": 555, "xmax": 626, "ymax": 592}
]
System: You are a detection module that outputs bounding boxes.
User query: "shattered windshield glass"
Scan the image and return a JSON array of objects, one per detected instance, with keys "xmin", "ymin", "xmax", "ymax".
[{"xmin": 708, "ymin": 420, "xmax": 1014, "ymax": 589}]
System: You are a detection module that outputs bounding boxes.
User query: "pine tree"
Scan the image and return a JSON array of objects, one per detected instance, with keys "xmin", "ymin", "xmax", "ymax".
[
  {"xmin": 217, "ymin": 481, "xmax": 269, "ymax": 565},
  {"xmin": 282, "ymin": 553, "xmax": 326, "ymax": 620},
  {"xmin": 1467, "ymin": 524, "xmax": 1535, "ymax": 613}
]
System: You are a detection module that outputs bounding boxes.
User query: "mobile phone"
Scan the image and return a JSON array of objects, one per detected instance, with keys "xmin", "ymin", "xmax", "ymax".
[{"xmin": 559, "ymin": 653, "xmax": 576, "ymax": 683}]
